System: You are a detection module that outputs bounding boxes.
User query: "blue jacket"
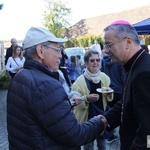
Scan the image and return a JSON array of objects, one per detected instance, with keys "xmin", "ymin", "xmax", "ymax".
[
  {"xmin": 67, "ymin": 62, "xmax": 76, "ymax": 81},
  {"xmin": 7, "ymin": 59, "xmax": 104, "ymax": 150}
]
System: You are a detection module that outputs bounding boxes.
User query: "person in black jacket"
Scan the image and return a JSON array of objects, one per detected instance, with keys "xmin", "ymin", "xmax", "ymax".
[
  {"xmin": 103, "ymin": 20, "xmax": 150, "ymax": 150},
  {"xmin": 59, "ymin": 45, "xmax": 71, "ymax": 87},
  {"xmin": 7, "ymin": 26, "xmax": 107, "ymax": 150},
  {"xmin": 5, "ymin": 38, "xmax": 17, "ymax": 65}
]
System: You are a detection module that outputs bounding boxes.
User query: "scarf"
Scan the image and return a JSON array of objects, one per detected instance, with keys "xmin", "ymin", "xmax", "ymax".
[{"xmin": 84, "ymin": 68, "xmax": 101, "ymax": 83}]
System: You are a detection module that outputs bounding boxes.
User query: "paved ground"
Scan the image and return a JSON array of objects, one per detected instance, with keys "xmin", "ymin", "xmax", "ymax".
[
  {"xmin": 0, "ymin": 89, "xmax": 120, "ymax": 150},
  {"xmin": 0, "ymin": 90, "xmax": 9, "ymax": 150},
  {"xmin": 105, "ymin": 128, "xmax": 120, "ymax": 150}
]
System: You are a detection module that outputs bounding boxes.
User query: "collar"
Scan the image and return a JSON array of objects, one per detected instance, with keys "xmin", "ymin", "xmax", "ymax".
[
  {"xmin": 124, "ymin": 49, "xmax": 143, "ymax": 72},
  {"xmin": 24, "ymin": 59, "xmax": 59, "ymax": 80}
]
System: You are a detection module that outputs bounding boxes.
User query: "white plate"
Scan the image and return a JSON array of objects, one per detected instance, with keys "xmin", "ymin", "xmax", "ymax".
[
  {"xmin": 60, "ymin": 66, "xmax": 67, "ymax": 69},
  {"xmin": 96, "ymin": 88, "xmax": 114, "ymax": 93}
]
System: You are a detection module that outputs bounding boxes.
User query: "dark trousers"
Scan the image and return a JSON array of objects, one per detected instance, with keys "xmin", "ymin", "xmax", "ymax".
[
  {"xmin": 107, "ymin": 92, "xmax": 121, "ymax": 140},
  {"xmin": 9, "ymin": 72, "xmax": 16, "ymax": 79}
]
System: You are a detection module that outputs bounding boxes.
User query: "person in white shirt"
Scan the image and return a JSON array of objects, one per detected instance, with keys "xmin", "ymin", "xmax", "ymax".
[
  {"xmin": 91, "ymin": 39, "xmax": 102, "ymax": 55},
  {"xmin": 6, "ymin": 45, "xmax": 25, "ymax": 78}
]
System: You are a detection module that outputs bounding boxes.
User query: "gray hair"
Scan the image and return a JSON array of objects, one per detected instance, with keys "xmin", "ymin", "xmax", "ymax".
[
  {"xmin": 23, "ymin": 41, "xmax": 49, "ymax": 59},
  {"xmin": 103, "ymin": 24, "xmax": 140, "ymax": 45},
  {"xmin": 84, "ymin": 49, "xmax": 100, "ymax": 62}
]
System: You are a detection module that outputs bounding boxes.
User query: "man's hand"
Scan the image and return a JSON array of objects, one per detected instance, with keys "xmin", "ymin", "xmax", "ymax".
[
  {"xmin": 70, "ymin": 95, "xmax": 83, "ymax": 106},
  {"xmin": 97, "ymin": 115, "xmax": 108, "ymax": 135}
]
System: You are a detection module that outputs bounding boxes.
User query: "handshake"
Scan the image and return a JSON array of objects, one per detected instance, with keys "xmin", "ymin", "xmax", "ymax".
[
  {"xmin": 97, "ymin": 115, "xmax": 108, "ymax": 134},
  {"xmin": 68, "ymin": 91, "xmax": 108, "ymax": 134}
]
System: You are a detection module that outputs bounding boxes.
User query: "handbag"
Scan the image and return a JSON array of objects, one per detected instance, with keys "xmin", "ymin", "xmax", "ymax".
[{"xmin": 84, "ymin": 76, "xmax": 113, "ymax": 139}]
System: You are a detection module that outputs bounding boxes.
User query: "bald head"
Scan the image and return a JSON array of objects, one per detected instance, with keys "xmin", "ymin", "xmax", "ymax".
[{"xmin": 11, "ymin": 38, "xmax": 17, "ymax": 48}]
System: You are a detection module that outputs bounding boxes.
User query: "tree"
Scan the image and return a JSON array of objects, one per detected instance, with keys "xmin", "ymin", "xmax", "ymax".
[{"xmin": 43, "ymin": 0, "xmax": 71, "ymax": 37}]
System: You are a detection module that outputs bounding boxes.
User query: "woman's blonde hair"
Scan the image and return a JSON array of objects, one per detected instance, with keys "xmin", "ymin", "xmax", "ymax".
[{"xmin": 12, "ymin": 45, "xmax": 23, "ymax": 60}]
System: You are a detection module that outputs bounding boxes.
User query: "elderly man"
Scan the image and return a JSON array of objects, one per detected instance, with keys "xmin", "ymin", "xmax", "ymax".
[
  {"xmin": 103, "ymin": 20, "xmax": 150, "ymax": 150},
  {"xmin": 5, "ymin": 38, "xmax": 18, "ymax": 65},
  {"xmin": 7, "ymin": 27, "xmax": 107, "ymax": 150}
]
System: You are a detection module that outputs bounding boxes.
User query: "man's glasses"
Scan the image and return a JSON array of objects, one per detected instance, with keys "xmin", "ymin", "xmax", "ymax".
[
  {"xmin": 104, "ymin": 37, "xmax": 127, "ymax": 50},
  {"xmin": 89, "ymin": 59, "xmax": 101, "ymax": 63},
  {"xmin": 43, "ymin": 45, "xmax": 61, "ymax": 54}
]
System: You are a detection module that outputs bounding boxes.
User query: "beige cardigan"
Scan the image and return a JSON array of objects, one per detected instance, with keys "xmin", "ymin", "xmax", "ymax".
[{"xmin": 72, "ymin": 72, "xmax": 113, "ymax": 123}]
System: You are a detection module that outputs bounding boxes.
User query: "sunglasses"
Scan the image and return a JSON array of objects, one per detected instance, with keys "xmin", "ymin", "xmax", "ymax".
[{"xmin": 89, "ymin": 59, "xmax": 101, "ymax": 63}]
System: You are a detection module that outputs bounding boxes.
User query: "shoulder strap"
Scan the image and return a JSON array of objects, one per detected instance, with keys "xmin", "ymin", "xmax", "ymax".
[{"xmin": 13, "ymin": 58, "xmax": 19, "ymax": 66}]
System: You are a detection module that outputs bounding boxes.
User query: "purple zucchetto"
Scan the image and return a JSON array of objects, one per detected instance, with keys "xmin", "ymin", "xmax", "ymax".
[{"xmin": 109, "ymin": 20, "xmax": 132, "ymax": 26}]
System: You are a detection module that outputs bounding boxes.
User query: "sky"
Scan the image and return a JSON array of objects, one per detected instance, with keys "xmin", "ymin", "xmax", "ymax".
[{"xmin": 0, "ymin": 0, "xmax": 150, "ymax": 40}]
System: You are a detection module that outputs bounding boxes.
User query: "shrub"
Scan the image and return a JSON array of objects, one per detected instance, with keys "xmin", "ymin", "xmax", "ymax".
[{"xmin": 0, "ymin": 69, "xmax": 11, "ymax": 89}]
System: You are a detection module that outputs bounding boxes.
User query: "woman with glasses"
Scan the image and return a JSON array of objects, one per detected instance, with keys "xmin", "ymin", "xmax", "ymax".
[{"xmin": 72, "ymin": 49, "xmax": 114, "ymax": 150}]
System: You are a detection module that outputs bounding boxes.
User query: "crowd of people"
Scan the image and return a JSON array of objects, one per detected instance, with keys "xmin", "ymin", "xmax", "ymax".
[{"xmin": 5, "ymin": 19, "xmax": 150, "ymax": 150}]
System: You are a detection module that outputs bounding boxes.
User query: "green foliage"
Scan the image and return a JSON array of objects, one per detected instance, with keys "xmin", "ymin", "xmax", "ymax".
[
  {"xmin": 139, "ymin": 35, "xmax": 150, "ymax": 45},
  {"xmin": 65, "ymin": 34, "xmax": 103, "ymax": 48},
  {"xmin": 144, "ymin": 35, "xmax": 150, "ymax": 45},
  {"xmin": 43, "ymin": 0, "xmax": 71, "ymax": 37},
  {"xmin": 0, "ymin": 70, "xmax": 11, "ymax": 89}
]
